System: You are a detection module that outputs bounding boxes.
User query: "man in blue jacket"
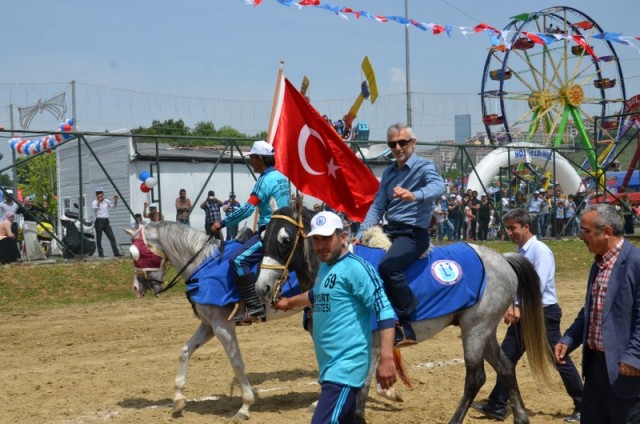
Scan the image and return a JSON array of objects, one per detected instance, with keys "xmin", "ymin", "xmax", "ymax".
[{"xmin": 555, "ymin": 203, "xmax": 640, "ymax": 423}]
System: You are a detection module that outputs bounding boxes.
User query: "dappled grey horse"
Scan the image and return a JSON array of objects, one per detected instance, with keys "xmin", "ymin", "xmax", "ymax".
[
  {"xmin": 255, "ymin": 206, "xmax": 554, "ymax": 424},
  {"xmin": 126, "ymin": 221, "xmax": 312, "ymax": 420}
]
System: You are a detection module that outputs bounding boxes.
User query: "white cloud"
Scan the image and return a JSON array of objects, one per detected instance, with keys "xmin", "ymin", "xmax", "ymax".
[{"xmin": 390, "ymin": 67, "xmax": 406, "ymax": 87}]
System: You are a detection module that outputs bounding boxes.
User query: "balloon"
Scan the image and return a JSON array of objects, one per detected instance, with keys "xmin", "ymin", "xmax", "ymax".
[
  {"xmin": 63, "ymin": 124, "xmax": 72, "ymax": 132},
  {"xmin": 140, "ymin": 182, "xmax": 151, "ymax": 193},
  {"xmin": 66, "ymin": 118, "xmax": 74, "ymax": 126},
  {"xmin": 139, "ymin": 171, "xmax": 150, "ymax": 181},
  {"xmin": 144, "ymin": 177, "xmax": 157, "ymax": 188}
]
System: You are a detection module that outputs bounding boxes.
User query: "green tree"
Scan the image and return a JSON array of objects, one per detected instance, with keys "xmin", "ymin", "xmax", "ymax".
[
  {"xmin": 16, "ymin": 154, "xmax": 57, "ymax": 220},
  {"xmin": 0, "ymin": 173, "xmax": 13, "ymax": 188}
]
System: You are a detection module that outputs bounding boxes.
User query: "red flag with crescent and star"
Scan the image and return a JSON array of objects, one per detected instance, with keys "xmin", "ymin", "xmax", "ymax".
[{"xmin": 270, "ymin": 77, "xmax": 379, "ymax": 221}]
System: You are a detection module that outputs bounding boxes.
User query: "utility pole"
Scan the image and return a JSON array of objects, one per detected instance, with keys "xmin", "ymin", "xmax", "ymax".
[{"xmin": 404, "ymin": 0, "xmax": 412, "ymax": 126}]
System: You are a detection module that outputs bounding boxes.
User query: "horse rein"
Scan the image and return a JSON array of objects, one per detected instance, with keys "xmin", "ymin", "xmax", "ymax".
[
  {"xmin": 155, "ymin": 233, "xmax": 217, "ymax": 295},
  {"xmin": 260, "ymin": 213, "xmax": 307, "ymax": 304}
]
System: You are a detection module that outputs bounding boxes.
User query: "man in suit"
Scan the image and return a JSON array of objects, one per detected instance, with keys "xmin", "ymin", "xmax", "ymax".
[{"xmin": 555, "ymin": 203, "xmax": 640, "ymax": 423}]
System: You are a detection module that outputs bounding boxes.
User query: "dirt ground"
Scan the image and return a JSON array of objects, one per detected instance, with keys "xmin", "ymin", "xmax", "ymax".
[{"xmin": 0, "ymin": 276, "xmax": 588, "ymax": 424}]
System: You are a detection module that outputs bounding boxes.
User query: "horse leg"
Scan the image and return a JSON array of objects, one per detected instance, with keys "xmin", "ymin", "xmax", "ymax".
[
  {"xmin": 173, "ymin": 321, "xmax": 214, "ymax": 416},
  {"xmin": 448, "ymin": 326, "xmax": 490, "ymax": 424},
  {"xmin": 213, "ymin": 321, "xmax": 255, "ymax": 421},
  {"xmin": 355, "ymin": 332, "xmax": 403, "ymax": 424},
  {"xmin": 482, "ymin": 336, "xmax": 529, "ymax": 424}
]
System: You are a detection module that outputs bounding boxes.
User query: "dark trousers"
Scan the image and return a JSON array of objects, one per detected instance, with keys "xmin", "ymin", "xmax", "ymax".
[
  {"xmin": 229, "ymin": 231, "xmax": 262, "ymax": 279},
  {"xmin": 488, "ymin": 303, "xmax": 583, "ymax": 410},
  {"xmin": 226, "ymin": 224, "xmax": 239, "ymax": 240},
  {"xmin": 478, "ymin": 217, "xmax": 490, "ymax": 240},
  {"xmin": 311, "ymin": 381, "xmax": 358, "ymax": 424},
  {"xmin": 379, "ymin": 225, "xmax": 429, "ymax": 320},
  {"xmin": 582, "ymin": 349, "xmax": 640, "ymax": 423},
  {"xmin": 624, "ymin": 214, "xmax": 635, "ymax": 235},
  {"xmin": 94, "ymin": 218, "xmax": 119, "ymax": 256}
]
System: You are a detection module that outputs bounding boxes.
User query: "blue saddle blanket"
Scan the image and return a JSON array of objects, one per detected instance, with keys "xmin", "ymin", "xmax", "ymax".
[
  {"xmin": 185, "ymin": 240, "xmax": 302, "ymax": 307},
  {"xmin": 354, "ymin": 242, "xmax": 486, "ymax": 322},
  {"xmin": 186, "ymin": 241, "xmax": 485, "ymax": 321}
]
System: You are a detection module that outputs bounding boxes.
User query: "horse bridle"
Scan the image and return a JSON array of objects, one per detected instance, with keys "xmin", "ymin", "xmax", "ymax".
[{"xmin": 260, "ymin": 213, "xmax": 307, "ymax": 304}]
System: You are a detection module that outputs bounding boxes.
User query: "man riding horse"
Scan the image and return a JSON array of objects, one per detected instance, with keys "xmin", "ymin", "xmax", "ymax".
[
  {"xmin": 355, "ymin": 122, "xmax": 445, "ymax": 347},
  {"xmin": 211, "ymin": 140, "xmax": 290, "ymax": 323}
]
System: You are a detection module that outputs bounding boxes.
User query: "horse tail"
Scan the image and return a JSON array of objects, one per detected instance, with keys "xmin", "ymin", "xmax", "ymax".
[
  {"xmin": 503, "ymin": 252, "xmax": 554, "ymax": 384},
  {"xmin": 393, "ymin": 348, "xmax": 413, "ymax": 388}
]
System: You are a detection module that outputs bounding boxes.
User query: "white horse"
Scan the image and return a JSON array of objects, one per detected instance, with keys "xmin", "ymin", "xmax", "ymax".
[
  {"xmin": 125, "ymin": 220, "xmax": 399, "ymax": 420},
  {"xmin": 255, "ymin": 206, "xmax": 554, "ymax": 424},
  {"xmin": 126, "ymin": 222, "xmax": 306, "ymax": 420}
]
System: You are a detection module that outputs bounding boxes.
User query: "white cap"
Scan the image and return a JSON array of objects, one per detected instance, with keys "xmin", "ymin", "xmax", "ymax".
[
  {"xmin": 149, "ymin": 203, "xmax": 158, "ymax": 209},
  {"xmin": 308, "ymin": 211, "xmax": 344, "ymax": 237},
  {"xmin": 95, "ymin": 187, "xmax": 104, "ymax": 193},
  {"xmin": 440, "ymin": 195, "xmax": 447, "ymax": 201},
  {"xmin": 534, "ymin": 190, "xmax": 540, "ymax": 194},
  {"xmin": 249, "ymin": 140, "xmax": 274, "ymax": 156}
]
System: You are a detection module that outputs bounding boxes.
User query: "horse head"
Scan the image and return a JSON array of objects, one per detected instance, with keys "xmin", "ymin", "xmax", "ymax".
[
  {"xmin": 256, "ymin": 205, "xmax": 318, "ymax": 304},
  {"xmin": 125, "ymin": 225, "xmax": 167, "ymax": 298}
]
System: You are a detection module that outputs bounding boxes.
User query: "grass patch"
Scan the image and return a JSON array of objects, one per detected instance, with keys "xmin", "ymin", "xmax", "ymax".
[
  {"xmin": 0, "ymin": 259, "xmax": 182, "ymax": 313},
  {"xmin": 0, "ymin": 237, "xmax": 624, "ymax": 313}
]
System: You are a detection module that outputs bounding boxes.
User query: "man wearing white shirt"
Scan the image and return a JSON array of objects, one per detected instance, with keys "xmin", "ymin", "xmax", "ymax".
[
  {"xmin": 472, "ymin": 208, "xmax": 582, "ymax": 422},
  {"xmin": 92, "ymin": 188, "xmax": 123, "ymax": 258}
]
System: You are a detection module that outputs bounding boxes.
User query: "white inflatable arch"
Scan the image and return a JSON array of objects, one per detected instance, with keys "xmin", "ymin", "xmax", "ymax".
[{"xmin": 466, "ymin": 142, "xmax": 585, "ymax": 195}]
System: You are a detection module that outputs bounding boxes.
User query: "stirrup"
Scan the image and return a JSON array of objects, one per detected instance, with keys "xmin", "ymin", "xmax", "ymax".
[{"xmin": 230, "ymin": 305, "xmax": 266, "ymax": 326}]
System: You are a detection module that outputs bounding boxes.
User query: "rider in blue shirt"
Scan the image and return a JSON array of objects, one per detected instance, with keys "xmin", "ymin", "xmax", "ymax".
[
  {"xmin": 212, "ymin": 140, "xmax": 290, "ymax": 322},
  {"xmin": 274, "ymin": 211, "xmax": 397, "ymax": 423},
  {"xmin": 356, "ymin": 123, "xmax": 445, "ymax": 347}
]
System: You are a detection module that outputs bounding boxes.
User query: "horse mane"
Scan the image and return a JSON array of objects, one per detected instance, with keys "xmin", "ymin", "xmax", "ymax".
[
  {"xmin": 361, "ymin": 226, "xmax": 392, "ymax": 250},
  {"xmin": 147, "ymin": 221, "xmax": 216, "ymax": 272}
]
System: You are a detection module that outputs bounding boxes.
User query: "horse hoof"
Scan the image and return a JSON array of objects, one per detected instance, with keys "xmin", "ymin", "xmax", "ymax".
[
  {"xmin": 377, "ymin": 386, "xmax": 404, "ymax": 403},
  {"xmin": 232, "ymin": 411, "xmax": 250, "ymax": 421},
  {"xmin": 172, "ymin": 398, "xmax": 186, "ymax": 416}
]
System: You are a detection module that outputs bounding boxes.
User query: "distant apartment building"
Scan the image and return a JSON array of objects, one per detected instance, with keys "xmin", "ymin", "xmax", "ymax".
[{"xmin": 454, "ymin": 114, "xmax": 471, "ymax": 144}]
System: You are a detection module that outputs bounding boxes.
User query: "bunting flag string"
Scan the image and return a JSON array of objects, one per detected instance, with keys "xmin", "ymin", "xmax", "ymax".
[{"xmin": 244, "ymin": 1, "xmax": 640, "ymax": 55}]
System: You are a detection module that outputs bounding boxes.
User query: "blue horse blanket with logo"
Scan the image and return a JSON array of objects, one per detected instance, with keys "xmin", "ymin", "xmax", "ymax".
[
  {"xmin": 187, "ymin": 240, "xmax": 485, "ymax": 322},
  {"xmin": 354, "ymin": 242, "xmax": 486, "ymax": 321}
]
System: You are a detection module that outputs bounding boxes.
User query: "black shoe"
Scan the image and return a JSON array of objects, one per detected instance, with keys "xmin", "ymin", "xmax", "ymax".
[
  {"xmin": 394, "ymin": 322, "xmax": 417, "ymax": 348},
  {"xmin": 563, "ymin": 409, "xmax": 580, "ymax": 422},
  {"xmin": 114, "ymin": 253, "xmax": 124, "ymax": 257},
  {"xmin": 471, "ymin": 402, "xmax": 507, "ymax": 421}
]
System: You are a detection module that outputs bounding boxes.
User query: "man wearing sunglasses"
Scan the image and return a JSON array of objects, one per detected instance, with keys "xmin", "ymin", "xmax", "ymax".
[{"xmin": 355, "ymin": 123, "xmax": 445, "ymax": 347}]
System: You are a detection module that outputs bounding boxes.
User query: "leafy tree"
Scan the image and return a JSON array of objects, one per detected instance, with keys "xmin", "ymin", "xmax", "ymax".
[
  {"xmin": 16, "ymin": 153, "xmax": 57, "ymax": 220},
  {"xmin": 132, "ymin": 119, "xmax": 262, "ymax": 148},
  {"xmin": 0, "ymin": 173, "xmax": 13, "ymax": 188}
]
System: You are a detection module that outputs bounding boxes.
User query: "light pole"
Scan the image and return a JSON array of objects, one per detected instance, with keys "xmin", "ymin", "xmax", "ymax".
[{"xmin": 405, "ymin": 0, "xmax": 412, "ymax": 126}]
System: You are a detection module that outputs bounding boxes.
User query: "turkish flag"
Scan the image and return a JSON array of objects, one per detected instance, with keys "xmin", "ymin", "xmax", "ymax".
[{"xmin": 271, "ymin": 77, "xmax": 379, "ymax": 222}]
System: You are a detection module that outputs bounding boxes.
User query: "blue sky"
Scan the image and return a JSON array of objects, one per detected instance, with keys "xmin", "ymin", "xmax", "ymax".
[{"xmin": 1, "ymin": 0, "xmax": 639, "ymax": 171}]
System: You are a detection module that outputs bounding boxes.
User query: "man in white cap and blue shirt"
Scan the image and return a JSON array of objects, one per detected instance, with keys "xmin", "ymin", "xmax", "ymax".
[
  {"xmin": 274, "ymin": 210, "xmax": 397, "ymax": 423},
  {"xmin": 211, "ymin": 140, "xmax": 290, "ymax": 323}
]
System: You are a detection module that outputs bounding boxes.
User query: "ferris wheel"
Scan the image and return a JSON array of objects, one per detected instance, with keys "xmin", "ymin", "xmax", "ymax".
[{"xmin": 480, "ymin": 6, "xmax": 627, "ymax": 173}]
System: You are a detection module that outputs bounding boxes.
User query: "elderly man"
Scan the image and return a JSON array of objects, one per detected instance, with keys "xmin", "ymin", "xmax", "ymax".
[
  {"xmin": 355, "ymin": 123, "xmax": 445, "ymax": 347},
  {"xmin": 555, "ymin": 204, "xmax": 640, "ymax": 423}
]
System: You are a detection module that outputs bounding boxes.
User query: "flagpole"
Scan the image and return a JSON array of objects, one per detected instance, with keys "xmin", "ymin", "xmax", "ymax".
[
  {"xmin": 266, "ymin": 60, "xmax": 285, "ymax": 144},
  {"xmin": 254, "ymin": 60, "xmax": 285, "ymax": 231}
]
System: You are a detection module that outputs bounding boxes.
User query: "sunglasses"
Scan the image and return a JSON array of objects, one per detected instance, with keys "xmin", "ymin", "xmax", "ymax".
[{"xmin": 387, "ymin": 138, "xmax": 413, "ymax": 149}]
